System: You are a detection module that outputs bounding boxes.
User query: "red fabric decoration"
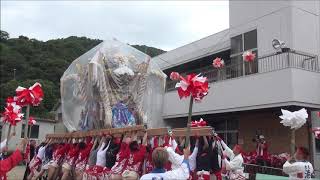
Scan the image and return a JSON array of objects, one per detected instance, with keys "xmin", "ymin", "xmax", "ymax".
[
  {"xmin": 1, "ymin": 100, "xmax": 24, "ymax": 126},
  {"xmin": 0, "ymin": 149, "xmax": 23, "ymax": 180},
  {"xmin": 212, "ymin": 57, "xmax": 225, "ymax": 68},
  {"xmin": 191, "ymin": 118, "xmax": 207, "ymax": 127},
  {"xmin": 15, "ymin": 82, "xmax": 44, "ymax": 106},
  {"xmin": 170, "ymin": 72, "xmax": 180, "ymax": 81},
  {"xmin": 242, "ymin": 51, "xmax": 256, "ymax": 62},
  {"xmin": 317, "ymin": 111, "xmax": 320, "ymax": 117},
  {"xmin": 312, "ymin": 127, "xmax": 320, "ymax": 139},
  {"xmin": 175, "ymin": 73, "xmax": 209, "ymax": 102},
  {"xmin": 234, "ymin": 145, "xmax": 243, "ymax": 153},
  {"xmin": 28, "ymin": 116, "xmax": 36, "ymax": 125}
]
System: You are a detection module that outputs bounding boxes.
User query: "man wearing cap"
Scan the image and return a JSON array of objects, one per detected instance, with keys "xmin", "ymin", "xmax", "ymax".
[
  {"xmin": 283, "ymin": 147, "xmax": 314, "ymax": 179},
  {"xmin": 219, "ymin": 139, "xmax": 245, "ymax": 180}
]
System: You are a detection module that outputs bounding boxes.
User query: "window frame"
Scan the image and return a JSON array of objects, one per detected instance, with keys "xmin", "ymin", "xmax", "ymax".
[
  {"xmin": 230, "ymin": 29, "xmax": 258, "ymax": 75},
  {"xmin": 21, "ymin": 124, "xmax": 40, "ymax": 139}
]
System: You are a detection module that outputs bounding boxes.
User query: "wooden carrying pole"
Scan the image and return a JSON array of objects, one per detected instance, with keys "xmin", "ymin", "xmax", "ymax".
[
  {"xmin": 24, "ymin": 105, "xmax": 30, "ymax": 138},
  {"xmin": 5, "ymin": 125, "xmax": 12, "ymax": 146},
  {"xmin": 45, "ymin": 125, "xmax": 213, "ymax": 139},
  {"xmin": 290, "ymin": 129, "xmax": 296, "ymax": 155}
]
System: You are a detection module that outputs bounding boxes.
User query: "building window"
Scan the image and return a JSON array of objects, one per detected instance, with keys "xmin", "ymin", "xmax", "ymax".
[
  {"xmin": 21, "ymin": 124, "xmax": 39, "ymax": 139},
  {"xmin": 244, "ymin": 30, "xmax": 257, "ymax": 51},
  {"xmin": 231, "ymin": 34, "xmax": 243, "ymax": 55},
  {"xmin": 230, "ymin": 29, "xmax": 258, "ymax": 75},
  {"xmin": 211, "ymin": 119, "xmax": 239, "ymax": 147}
]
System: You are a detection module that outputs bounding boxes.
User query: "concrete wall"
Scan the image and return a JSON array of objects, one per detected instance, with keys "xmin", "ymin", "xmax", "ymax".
[
  {"xmin": 290, "ymin": 2, "xmax": 320, "ymax": 55},
  {"xmin": 1, "ymin": 121, "xmax": 55, "ymax": 151},
  {"xmin": 229, "ymin": 0, "xmax": 320, "ymax": 57},
  {"xmin": 54, "ymin": 105, "xmax": 68, "ymax": 133},
  {"xmin": 163, "ymin": 68, "xmax": 320, "ymax": 118}
]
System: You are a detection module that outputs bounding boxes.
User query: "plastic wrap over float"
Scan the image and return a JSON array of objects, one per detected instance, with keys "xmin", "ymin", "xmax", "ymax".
[{"xmin": 60, "ymin": 38, "xmax": 166, "ymax": 132}]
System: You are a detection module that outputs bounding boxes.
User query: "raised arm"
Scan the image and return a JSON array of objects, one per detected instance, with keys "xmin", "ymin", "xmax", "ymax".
[
  {"xmin": 282, "ymin": 161, "xmax": 302, "ymax": 174},
  {"xmin": 166, "ymin": 146, "xmax": 183, "ymax": 168},
  {"xmin": 220, "ymin": 140, "xmax": 234, "ymax": 159},
  {"xmin": 223, "ymin": 156, "xmax": 242, "ymax": 171},
  {"xmin": 142, "ymin": 132, "xmax": 148, "ymax": 146},
  {"xmin": 189, "ymin": 138, "xmax": 199, "ymax": 160},
  {"xmin": 203, "ymin": 136, "xmax": 209, "ymax": 149},
  {"xmin": 164, "ymin": 147, "xmax": 190, "ymax": 179},
  {"xmin": 0, "ymin": 139, "xmax": 26, "ymax": 173},
  {"xmin": 172, "ymin": 138, "xmax": 178, "ymax": 151}
]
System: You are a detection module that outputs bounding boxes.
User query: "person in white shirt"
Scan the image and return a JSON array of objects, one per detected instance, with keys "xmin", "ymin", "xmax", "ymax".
[
  {"xmin": 220, "ymin": 139, "xmax": 245, "ymax": 180},
  {"xmin": 166, "ymin": 138, "xmax": 198, "ymax": 173},
  {"xmin": 140, "ymin": 147, "xmax": 190, "ymax": 180},
  {"xmin": 27, "ymin": 142, "xmax": 48, "ymax": 180},
  {"xmin": 283, "ymin": 147, "xmax": 314, "ymax": 180}
]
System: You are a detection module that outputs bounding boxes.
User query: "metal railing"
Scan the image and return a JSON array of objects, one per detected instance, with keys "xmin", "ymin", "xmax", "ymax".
[
  {"xmin": 166, "ymin": 50, "xmax": 319, "ymax": 91},
  {"xmin": 243, "ymin": 163, "xmax": 287, "ymax": 179}
]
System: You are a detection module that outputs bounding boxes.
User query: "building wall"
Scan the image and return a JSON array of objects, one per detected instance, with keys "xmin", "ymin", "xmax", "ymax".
[
  {"xmin": 229, "ymin": 0, "xmax": 320, "ymax": 57},
  {"xmin": 54, "ymin": 105, "xmax": 68, "ymax": 133},
  {"xmin": 163, "ymin": 68, "xmax": 320, "ymax": 118},
  {"xmin": 238, "ymin": 111, "xmax": 309, "ymax": 154},
  {"xmin": 1, "ymin": 121, "xmax": 55, "ymax": 151},
  {"xmin": 290, "ymin": 3, "xmax": 320, "ymax": 55}
]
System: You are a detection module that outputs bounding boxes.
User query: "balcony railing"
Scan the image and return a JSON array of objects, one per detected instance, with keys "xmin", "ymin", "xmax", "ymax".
[{"xmin": 166, "ymin": 50, "xmax": 319, "ymax": 91}]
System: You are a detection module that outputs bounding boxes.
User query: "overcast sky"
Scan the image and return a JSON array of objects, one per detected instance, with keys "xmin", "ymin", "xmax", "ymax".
[{"xmin": 1, "ymin": 1, "xmax": 229, "ymax": 51}]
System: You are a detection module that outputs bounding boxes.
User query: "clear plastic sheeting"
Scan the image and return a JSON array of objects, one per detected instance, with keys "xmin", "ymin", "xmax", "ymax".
[{"xmin": 61, "ymin": 38, "xmax": 166, "ymax": 132}]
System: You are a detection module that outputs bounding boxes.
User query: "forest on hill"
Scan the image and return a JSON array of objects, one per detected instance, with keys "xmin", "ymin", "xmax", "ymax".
[{"xmin": 0, "ymin": 30, "xmax": 165, "ymax": 118}]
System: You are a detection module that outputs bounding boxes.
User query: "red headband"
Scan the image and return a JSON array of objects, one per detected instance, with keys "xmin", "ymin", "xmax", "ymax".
[{"xmin": 234, "ymin": 145, "xmax": 243, "ymax": 153}]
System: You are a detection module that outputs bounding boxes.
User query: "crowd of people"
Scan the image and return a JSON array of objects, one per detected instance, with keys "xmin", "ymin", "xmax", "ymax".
[{"xmin": 0, "ymin": 131, "xmax": 315, "ymax": 180}]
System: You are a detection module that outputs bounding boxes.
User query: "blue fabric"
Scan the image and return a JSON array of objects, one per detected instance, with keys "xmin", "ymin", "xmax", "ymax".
[
  {"xmin": 182, "ymin": 159, "xmax": 190, "ymax": 171},
  {"xmin": 151, "ymin": 168, "xmax": 166, "ymax": 173},
  {"xmin": 112, "ymin": 102, "xmax": 136, "ymax": 128}
]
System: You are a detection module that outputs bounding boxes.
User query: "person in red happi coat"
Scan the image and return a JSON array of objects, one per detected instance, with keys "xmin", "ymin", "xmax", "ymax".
[
  {"xmin": 0, "ymin": 138, "xmax": 27, "ymax": 180},
  {"xmin": 121, "ymin": 132, "xmax": 147, "ymax": 179}
]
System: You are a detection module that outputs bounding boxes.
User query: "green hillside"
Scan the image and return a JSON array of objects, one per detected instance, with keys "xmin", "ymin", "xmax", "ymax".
[{"xmin": 0, "ymin": 30, "xmax": 165, "ymax": 118}]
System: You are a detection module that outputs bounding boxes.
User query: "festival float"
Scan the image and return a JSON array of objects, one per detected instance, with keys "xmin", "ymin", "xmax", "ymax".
[
  {"xmin": 60, "ymin": 38, "xmax": 166, "ymax": 132},
  {"xmin": 44, "ymin": 38, "xmax": 214, "ymax": 139}
]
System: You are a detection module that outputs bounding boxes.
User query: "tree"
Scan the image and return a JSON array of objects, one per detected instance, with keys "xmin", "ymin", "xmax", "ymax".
[
  {"xmin": 0, "ymin": 32, "xmax": 165, "ymax": 118},
  {"xmin": 0, "ymin": 30, "xmax": 9, "ymax": 41}
]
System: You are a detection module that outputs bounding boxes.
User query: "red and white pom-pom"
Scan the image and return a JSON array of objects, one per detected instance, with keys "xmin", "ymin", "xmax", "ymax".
[
  {"xmin": 312, "ymin": 128, "xmax": 320, "ymax": 139},
  {"xmin": 191, "ymin": 120, "xmax": 198, "ymax": 127},
  {"xmin": 175, "ymin": 73, "xmax": 209, "ymax": 101},
  {"xmin": 198, "ymin": 118, "xmax": 207, "ymax": 126},
  {"xmin": 279, "ymin": 108, "xmax": 308, "ymax": 130},
  {"xmin": 28, "ymin": 116, "xmax": 36, "ymax": 125},
  {"xmin": 212, "ymin": 57, "xmax": 225, "ymax": 68},
  {"xmin": 2, "ymin": 101, "xmax": 24, "ymax": 126},
  {"xmin": 15, "ymin": 82, "xmax": 44, "ymax": 106},
  {"xmin": 170, "ymin": 72, "xmax": 180, "ymax": 81},
  {"xmin": 242, "ymin": 51, "xmax": 256, "ymax": 62},
  {"xmin": 191, "ymin": 118, "xmax": 207, "ymax": 127}
]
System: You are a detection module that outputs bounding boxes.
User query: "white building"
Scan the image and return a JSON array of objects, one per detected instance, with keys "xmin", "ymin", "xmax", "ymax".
[
  {"xmin": 153, "ymin": 0, "xmax": 320, "ymax": 177},
  {"xmin": 0, "ymin": 102, "xmax": 67, "ymax": 151},
  {"xmin": 0, "ymin": 118, "xmax": 56, "ymax": 151}
]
